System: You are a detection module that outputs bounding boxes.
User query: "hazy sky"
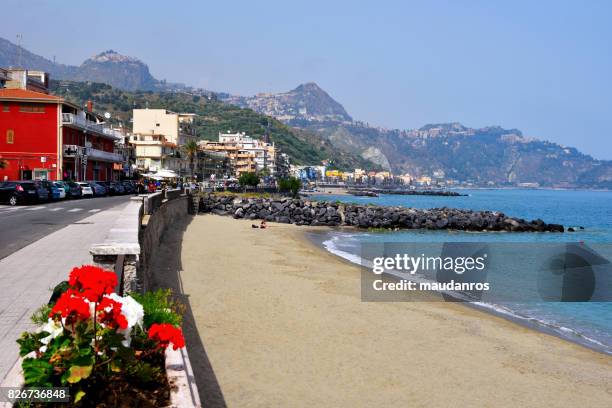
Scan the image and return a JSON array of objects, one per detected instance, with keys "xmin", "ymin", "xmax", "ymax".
[{"xmin": 3, "ymin": 0, "xmax": 611, "ymax": 158}]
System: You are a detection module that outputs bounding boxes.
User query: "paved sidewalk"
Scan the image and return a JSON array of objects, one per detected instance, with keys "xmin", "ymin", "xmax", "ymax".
[{"xmin": 0, "ymin": 202, "xmax": 130, "ymax": 383}]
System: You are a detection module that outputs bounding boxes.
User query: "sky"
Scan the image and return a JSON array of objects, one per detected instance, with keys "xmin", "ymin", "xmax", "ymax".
[{"xmin": 2, "ymin": 0, "xmax": 611, "ymax": 158}]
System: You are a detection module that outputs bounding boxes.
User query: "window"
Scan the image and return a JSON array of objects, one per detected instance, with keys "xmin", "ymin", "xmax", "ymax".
[
  {"xmin": 19, "ymin": 103, "xmax": 45, "ymax": 113},
  {"xmin": 2, "ymin": 103, "xmax": 9, "ymax": 112},
  {"xmin": 6, "ymin": 129, "xmax": 14, "ymax": 144}
]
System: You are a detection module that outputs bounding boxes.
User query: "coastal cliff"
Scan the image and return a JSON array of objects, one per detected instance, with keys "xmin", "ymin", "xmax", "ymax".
[{"xmin": 198, "ymin": 194, "xmax": 564, "ymax": 232}]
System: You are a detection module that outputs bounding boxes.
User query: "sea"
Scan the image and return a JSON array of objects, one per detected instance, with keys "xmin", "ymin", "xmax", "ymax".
[{"xmin": 310, "ymin": 189, "xmax": 612, "ymax": 354}]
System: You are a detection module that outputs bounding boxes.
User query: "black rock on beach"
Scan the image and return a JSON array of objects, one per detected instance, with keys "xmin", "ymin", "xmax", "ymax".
[{"xmin": 198, "ymin": 194, "xmax": 564, "ymax": 232}]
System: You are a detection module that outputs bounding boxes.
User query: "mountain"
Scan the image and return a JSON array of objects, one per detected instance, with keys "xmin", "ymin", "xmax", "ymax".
[
  {"xmin": 48, "ymin": 80, "xmax": 377, "ymax": 171},
  {"xmin": 0, "ymin": 37, "xmax": 165, "ymax": 91},
  {"xmin": 223, "ymin": 82, "xmax": 352, "ymax": 123},
  {"xmin": 224, "ymin": 86, "xmax": 612, "ymax": 188},
  {"xmin": 70, "ymin": 50, "xmax": 158, "ymax": 90},
  {"xmin": 0, "ymin": 37, "xmax": 76, "ymax": 78}
]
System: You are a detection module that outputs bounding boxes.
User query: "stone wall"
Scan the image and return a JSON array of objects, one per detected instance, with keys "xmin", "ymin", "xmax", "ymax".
[
  {"xmin": 199, "ymin": 193, "xmax": 564, "ymax": 232},
  {"xmin": 140, "ymin": 195, "xmax": 191, "ymax": 291}
]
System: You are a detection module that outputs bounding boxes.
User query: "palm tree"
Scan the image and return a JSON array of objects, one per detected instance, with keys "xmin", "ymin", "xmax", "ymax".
[{"xmin": 182, "ymin": 140, "xmax": 199, "ymax": 182}]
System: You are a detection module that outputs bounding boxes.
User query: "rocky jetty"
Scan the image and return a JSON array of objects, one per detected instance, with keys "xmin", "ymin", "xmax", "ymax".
[
  {"xmin": 371, "ymin": 189, "xmax": 467, "ymax": 196},
  {"xmin": 348, "ymin": 190, "xmax": 379, "ymax": 197},
  {"xmin": 198, "ymin": 194, "xmax": 564, "ymax": 232}
]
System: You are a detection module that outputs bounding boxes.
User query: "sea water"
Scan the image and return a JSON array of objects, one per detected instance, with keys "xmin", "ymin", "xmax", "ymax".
[{"xmin": 311, "ymin": 189, "xmax": 612, "ymax": 354}]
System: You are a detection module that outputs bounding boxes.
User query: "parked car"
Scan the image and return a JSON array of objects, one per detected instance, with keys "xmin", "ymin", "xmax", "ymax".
[
  {"xmin": 53, "ymin": 181, "xmax": 70, "ymax": 197},
  {"xmin": 65, "ymin": 181, "xmax": 83, "ymax": 199},
  {"xmin": 77, "ymin": 182, "xmax": 94, "ymax": 198},
  {"xmin": 89, "ymin": 182, "xmax": 107, "ymax": 197},
  {"xmin": 121, "ymin": 180, "xmax": 136, "ymax": 194},
  {"xmin": 102, "ymin": 181, "xmax": 125, "ymax": 196},
  {"xmin": 52, "ymin": 182, "xmax": 66, "ymax": 199},
  {"xmin": 0, "ymin": 181, "xmax": 47, "ymax": 205},
  {"xmin": 35, "ymin": 180, "xmax": 62, "ymax": 201}
]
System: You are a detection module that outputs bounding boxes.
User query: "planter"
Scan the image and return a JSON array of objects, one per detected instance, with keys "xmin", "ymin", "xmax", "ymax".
[{"xmin": 0, "ymin": 347, "xmax": 201, "ymax": 407}]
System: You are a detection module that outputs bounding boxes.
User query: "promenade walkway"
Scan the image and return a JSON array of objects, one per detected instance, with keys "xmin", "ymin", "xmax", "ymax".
[{"xmin": 0, "ymin": 202, "xmax": 130, "ymax": 383}]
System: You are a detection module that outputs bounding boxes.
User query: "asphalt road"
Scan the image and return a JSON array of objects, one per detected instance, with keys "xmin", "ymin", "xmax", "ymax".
[{"xmin": 0, "ymin": 195, "xmax": 133, "ymax": 260}]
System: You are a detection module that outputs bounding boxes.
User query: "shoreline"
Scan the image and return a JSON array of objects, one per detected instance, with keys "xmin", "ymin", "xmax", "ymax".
[
  {"xmin": 306, "ymin": 229, "xmax": 612, "ymax": 356},
  {"xmin": 172, "ymin": 215, "xmax": 612, "ymax": 407}
]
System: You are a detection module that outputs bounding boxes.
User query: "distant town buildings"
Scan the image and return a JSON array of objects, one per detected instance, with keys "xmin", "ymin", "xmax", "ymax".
[
  {"xmin": 199, "ymin": 131, "xmax": 277, "ymax": 178},
  {"xmin": 130, "ymin": 109, "xmax": 199, "ymax": 177}
]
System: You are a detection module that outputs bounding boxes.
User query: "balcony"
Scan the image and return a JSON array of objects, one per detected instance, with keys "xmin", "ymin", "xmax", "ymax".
[
  {"xmin": 61, "ymin": 113, "xmax": 123, "ymax": 140},
  {"xmin": 85, "ymin": 147, "xmax": 124, "ymax": 163}
]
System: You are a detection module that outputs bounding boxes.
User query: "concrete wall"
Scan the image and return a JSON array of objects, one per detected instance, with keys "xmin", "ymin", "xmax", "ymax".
[{"xmin": 140, "ymin": 195, "xmax": 190, "ymax": 292}]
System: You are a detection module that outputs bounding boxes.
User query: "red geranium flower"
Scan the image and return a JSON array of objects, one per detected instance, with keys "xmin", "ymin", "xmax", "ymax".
[
  {"xmin": 68, "ymin": 265, "xmax": 118, "ymax": 302},
  {"xmin": 97, "ymin": 296, "xmax": 128, "ymax": 329},
  {"xmin": 49, "ymin": 289, "xmax": 91, "ymax": 324},
  {"xmin": 148, "ymin": 323, "xmax": 185, "ymax": 350}
]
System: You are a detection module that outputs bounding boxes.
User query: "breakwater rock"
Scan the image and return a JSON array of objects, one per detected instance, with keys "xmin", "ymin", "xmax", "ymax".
[
  {"xmin": 372, "ymin": 189, "xmax": 466, "ymax": 196},
  {"xmin": 198, "ymin": 194, "xmax": 564, "ymax": 232}
]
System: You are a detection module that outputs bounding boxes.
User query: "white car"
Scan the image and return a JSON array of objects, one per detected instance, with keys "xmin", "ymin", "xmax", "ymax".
[{"xmin": 77, "ymin": 182, "xmax": 94, "ymax": 198}]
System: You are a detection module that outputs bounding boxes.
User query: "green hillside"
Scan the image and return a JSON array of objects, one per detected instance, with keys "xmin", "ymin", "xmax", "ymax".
[{"xmin": 49, "ymin": 80, "xmax": 377, "ymax": 170}]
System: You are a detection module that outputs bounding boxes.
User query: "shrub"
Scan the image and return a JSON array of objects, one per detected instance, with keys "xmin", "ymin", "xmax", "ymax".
[
  {"xmin": 278, "ymin": 176, "xmax": 302, "ymax": 197},
  {"xmin": 238, "ymin": 172, "xmax": 260, "ymax": 189}
]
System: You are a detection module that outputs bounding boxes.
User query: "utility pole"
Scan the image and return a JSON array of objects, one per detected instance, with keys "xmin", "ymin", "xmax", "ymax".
[{"xmin": 16, "ymin": 34, "xmax": 23, "ymax": 68}]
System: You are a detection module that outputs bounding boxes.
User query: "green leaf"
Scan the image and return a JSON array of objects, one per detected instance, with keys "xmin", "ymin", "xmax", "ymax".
[
  {"xmin": 67, "ymin": 365, "xmax": 92, "ymax": 384},
  {"xmin": 22, "ymin": 358, "xmax": 53, "ymax": 387},
  {"xmin": 74, "ymin": 390, "xmax": 86, "ymax": 403},
  {"xmin": 17, "ymin": 332, "xmax": 45, "ymax": 356}
]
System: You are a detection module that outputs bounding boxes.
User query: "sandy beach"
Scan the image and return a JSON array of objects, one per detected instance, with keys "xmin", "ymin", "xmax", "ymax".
[{"xmin": 153, "ymin": 214, "xmax": 612, "ymax": 407}]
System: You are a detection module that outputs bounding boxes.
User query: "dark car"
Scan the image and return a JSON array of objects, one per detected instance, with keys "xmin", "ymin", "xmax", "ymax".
[
  {"xmin": 89, "ymin": 182, "xmax": 107, "ymax": 197},
  {"xmin": 0, "ymin": 181, "xmax": 47, "ymax": 205},
  {"xmin": 103, "ymin": 181, "xmax": 125, "ymax": 196},
  {"xmin": 65, "ymin": 181, "xmax": 83, "ymax": 199},
  {"xmin": 35, "ymin": 180, "xmax": 61, "ymax": 201},
  {"xmin": 121, "ymin": 180, "xmax": 136, "ymax": 194}
]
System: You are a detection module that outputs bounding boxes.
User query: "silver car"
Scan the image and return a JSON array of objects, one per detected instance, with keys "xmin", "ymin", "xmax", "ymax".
[{"xmin": 77, "ymin": 182, "xmax": 94, "ymax": 198}]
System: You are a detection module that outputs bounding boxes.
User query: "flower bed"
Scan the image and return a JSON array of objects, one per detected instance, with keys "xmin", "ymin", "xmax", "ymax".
[{"xmin": 15, "ymin": 265, "xmax": 186, "ymax": 407}]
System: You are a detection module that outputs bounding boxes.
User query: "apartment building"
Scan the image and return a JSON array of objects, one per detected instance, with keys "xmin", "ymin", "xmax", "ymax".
[
  {"xmin": 0, "ymin": 73, "xmax": 124, "ymax": 182},
  {"xmin": 200, "ymin": 131, "xmax": 276, "ymax": 178},
  {"xmin": 132, "ymin": 109, "xmax": 196, "ymax": 145}
]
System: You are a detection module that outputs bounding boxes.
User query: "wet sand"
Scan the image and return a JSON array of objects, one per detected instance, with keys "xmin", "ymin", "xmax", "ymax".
[{"xmin": 167, "ymin": 214, "xmax": 612, "ymax": 407}]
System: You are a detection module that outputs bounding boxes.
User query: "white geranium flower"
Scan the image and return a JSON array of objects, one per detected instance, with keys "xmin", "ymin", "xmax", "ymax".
[
  {"xmin": 103, "ymin": 293, "xmax": 144, "ymax": 347},
  {"xmin": 105, "ymin": 293, "xmax": 144, "ymax": 329},
  {"xmin": 39, "ymin": 318, "xmax": 63, "ymax": 349}
]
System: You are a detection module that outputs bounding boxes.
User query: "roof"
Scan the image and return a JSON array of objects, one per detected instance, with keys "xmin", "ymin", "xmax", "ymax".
[{"xmin": 0, "ymin": 88, "xmax": 63, "ymax": 103}]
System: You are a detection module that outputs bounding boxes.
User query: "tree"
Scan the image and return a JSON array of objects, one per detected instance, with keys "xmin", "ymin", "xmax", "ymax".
[
  {"xmin": 238, "ymin": 172, "xmax": 260, "ymax": 190},
  {"xmin": 278, "ymin": 176, "xmax": 302, "ymax": 197},
  {"xmin": 182, "ymin": 140, "xmax": 199, "ymax": 181}
]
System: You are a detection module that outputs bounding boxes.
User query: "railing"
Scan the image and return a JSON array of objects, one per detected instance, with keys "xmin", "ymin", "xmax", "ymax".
[
  {"xmin": 61, "ymin": 113, "xmax": 123, "ymax": 140},
  {"xmin": 85, "ymin": 147, "xmax": 123, "ymax": 163}
]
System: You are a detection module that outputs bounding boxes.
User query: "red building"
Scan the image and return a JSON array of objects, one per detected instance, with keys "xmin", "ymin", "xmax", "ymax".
[{"xmin": 0, "ymin": 88, "xmax": 124, "ymax": 182}]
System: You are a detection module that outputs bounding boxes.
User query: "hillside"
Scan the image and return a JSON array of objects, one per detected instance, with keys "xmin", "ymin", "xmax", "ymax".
[
  {"xmin": 224, "ymin": 86, "xmax": 612, "ymax": 188},
  {"xmin": 49, "ymin": 80, "xmax": 377, "ymax": 170},
  {"xmin": 223, "ymin": 82, "xmax": 352, "ymax": 123},
  {"xmin": 0, "ymin": 37, "xmax": 173, "ymax": 91}
]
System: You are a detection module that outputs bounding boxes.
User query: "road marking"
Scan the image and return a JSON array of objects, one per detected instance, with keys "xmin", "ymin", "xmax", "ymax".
[
  {"xmin": 26, "ymin": 206, "xmax": 45, "ymax": 211},
  {"xmin": 49, "ymin": 207, "xmax": 64, "ymax": 212},
  {"xmin": 88, "ymin": 209, "xmax": 101, "ymax": 213},
  {"xmin": 67, "ymin": 208, "xmax": 83, "ymax": 212}
]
